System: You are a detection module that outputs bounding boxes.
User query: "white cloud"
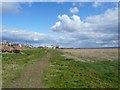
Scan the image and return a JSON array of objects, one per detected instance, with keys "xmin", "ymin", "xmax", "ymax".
[
  {"xmin": 51, "ymin": 7, "xmax": 118, "ymax": 33},
  {"xmin": 85, "ymin": 8, "xmax": 118, "ymax": 34},
  {"xmin": 51, "ymin": 7, "xmax": 118, "ymax": 48},
  {"xmin": 92, "ymin": 2, "xmax": 101, "ymax": 8},
  {"xmin": 50, "ymin": 21, "xmax": 62, "ymax": 32},
  {"xmin": 51, "ymin": 14, "xmax": 83, "ymax": 32},
  {"xmin": 70, "ymin": 7, "xmax": 79, "ymax": 14}
]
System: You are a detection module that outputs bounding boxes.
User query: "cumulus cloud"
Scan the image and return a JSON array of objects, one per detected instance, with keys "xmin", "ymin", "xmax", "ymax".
[
  {"xmin": 50, "ymin": 21, "xmax": 62, "ymax": 32},
  {"xmin": 51, "ymin": 14, "xmax": 83, "ymax": 32},
  {"xmin": 50, "ymin": 7, "xmax": 118, "ymax": 48},
  {"xmin": 92, "ymin": 2, "xmax": 101, "ymax": 8},
  {"xmin": 70, "ymin": 7, "xmax": 79, "ymax": 14},
  {"xmin": 51, "ymin": 7, "xmax": 118, "ymax": 33}
]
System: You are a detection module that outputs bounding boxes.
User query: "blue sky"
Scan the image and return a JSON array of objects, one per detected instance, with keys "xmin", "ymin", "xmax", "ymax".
[{"xmin": 1, "ymin": 2, "xmax": 118, "ymax": 48}]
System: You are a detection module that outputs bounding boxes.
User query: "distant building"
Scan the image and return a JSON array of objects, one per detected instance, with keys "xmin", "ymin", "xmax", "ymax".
[
  {"xmin": 38, "ymin": 46, "xmax": 44, "ymax": 48},
  {"xmin": 28, "ymin": 45, "xmax": 33, "ymax": 48},
  {"xmin": 1, "ymin": 41, "xmax": 33, "ymax": 48},
  {"xmin": 37, "ymin": 45, "xmax": 60, "ymax": 49},
  {"xmin": 51, "ymin": 45, "xmax": 60, "ymax": 49},
  {"xmin": 1, "ymin": 41, "xmax": 13, "ymax": 46}
]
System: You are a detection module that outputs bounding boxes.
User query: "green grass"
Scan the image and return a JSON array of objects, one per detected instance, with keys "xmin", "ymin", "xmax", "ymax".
[
  {"xmin": 44, "ymin": 50, "xmax": 119, "ymax": 88},
  {"xmin": 2, "ymin": 48, "xmax": 48, "ymax": 88}
]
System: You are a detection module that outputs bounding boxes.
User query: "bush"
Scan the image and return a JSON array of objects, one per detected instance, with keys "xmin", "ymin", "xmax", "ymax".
[{"xmin": 12, "ymin": 49, "xmax": 20, "ymax": 53}]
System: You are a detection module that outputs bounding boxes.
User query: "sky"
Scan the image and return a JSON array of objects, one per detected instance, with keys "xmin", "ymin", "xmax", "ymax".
[{"xmin": 1, "ymin": 2, "xmax": 119, "ymax": 48}]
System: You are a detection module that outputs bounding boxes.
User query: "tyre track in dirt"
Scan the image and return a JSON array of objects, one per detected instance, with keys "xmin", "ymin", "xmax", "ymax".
[{"xmin": 10, "ymin": 52, "xmax": 51, "ymax": 88}]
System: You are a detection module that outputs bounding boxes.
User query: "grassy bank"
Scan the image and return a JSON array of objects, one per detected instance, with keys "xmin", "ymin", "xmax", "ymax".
[
  {"xmin": 2, "ymin": 48, "xmax": 48, "ymax": 88},
  {"xmin": 44, "ymin": 50, "xmax": 118, "ymax": 88}
]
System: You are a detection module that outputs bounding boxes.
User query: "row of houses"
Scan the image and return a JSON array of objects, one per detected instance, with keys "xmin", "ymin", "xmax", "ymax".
[
  {"xmin": 1, "ymin": 41, "xmax": 60, "ymax": 49},
  {"xmin": 0, "ymin": 41, "xmax": 33, "ymax": 48}
]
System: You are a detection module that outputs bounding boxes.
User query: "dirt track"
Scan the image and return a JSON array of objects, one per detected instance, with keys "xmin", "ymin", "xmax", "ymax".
[{"xmin": 10, "ymin": 52, "xmax": 51, "ymax": 88}]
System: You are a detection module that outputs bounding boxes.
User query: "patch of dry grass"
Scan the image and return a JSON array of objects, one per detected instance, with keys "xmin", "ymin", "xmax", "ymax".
[
  {"xmin": 60, "ymin": 48, "xmax": 118, "ymax": 62},
  {"xmin": 61, "ymin": 48, "xmax": 118, "ymax": 54}
]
